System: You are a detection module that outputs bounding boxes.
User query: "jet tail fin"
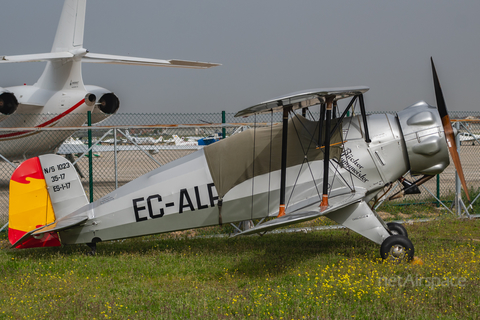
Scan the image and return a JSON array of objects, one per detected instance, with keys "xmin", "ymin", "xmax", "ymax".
[
  {"xmin": 51, "ymin": 0, "xmax": 86, "ymax": 52},
  {"xmin": 8, "ymin": 154, "xmax": 89, "ymax": 249}
]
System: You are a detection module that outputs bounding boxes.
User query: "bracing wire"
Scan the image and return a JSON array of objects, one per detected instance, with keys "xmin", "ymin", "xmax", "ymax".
[
  {"xmin": 336, "ymin": 98, "xmax": 358, "ymax": 190},
  {"xmin": 285, "ymin": 112, "xmax": 324, "ymax": 207}
]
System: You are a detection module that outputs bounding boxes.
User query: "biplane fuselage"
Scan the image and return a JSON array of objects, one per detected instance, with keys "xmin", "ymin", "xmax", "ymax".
[
  {"xmin": 8, "ymin": 96, "xmax": 449, "ymax": 257},
  {"xmin": 61, "ymin": 115, "xmax": 401, "ymax": 244},
  {"xmin": 59, "ymin": 103, "xmax": 446, "ymax": 246}
]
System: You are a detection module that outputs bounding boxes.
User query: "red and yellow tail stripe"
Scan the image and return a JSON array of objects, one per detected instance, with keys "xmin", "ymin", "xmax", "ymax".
[{"xmin": 8, "ymin": 157, "xmax": 61, "ymax": 248}]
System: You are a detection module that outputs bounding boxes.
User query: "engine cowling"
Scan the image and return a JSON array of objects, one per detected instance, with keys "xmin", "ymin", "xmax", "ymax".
[
  {"xmin": 84, "ymin": 86, "xmax": 120, "ymax": 124},
  {"xmin": 0, "ymin": 91, "xmax": 18, "ymax": 116},
  {"xmin": 397, "ymin": 101, "xmax": 450, "ymax": 175}
]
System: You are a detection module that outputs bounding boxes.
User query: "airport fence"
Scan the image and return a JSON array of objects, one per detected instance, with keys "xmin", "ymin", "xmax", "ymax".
[{"xmin": 0, "ymin": 110, "xmax": 479, "ymax": 226}]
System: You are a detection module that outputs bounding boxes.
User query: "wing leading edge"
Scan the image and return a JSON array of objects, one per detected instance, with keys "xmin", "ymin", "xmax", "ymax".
[{"xmin": 235, "ymin": 86, "xmax": 369, "ymax": 117}]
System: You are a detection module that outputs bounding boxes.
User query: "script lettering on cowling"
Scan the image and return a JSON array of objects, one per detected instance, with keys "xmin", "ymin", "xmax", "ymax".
[{"xmin": 339, "ymin": 148, "xmax": 369, "ymax": 183}]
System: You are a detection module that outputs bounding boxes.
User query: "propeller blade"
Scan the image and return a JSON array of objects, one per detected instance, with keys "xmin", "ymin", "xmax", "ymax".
[{"xmin": 431, "ymin": 58, "xmax": 470, "ymax": 201}]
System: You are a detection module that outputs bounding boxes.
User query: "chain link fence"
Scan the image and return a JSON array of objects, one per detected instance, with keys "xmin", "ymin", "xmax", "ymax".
[{"xmin": 0, "ymin": 111, "xmax": 479, "ymax": 225}]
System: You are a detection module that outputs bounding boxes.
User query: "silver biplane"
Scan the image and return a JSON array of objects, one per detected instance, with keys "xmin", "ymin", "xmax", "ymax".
[{"xmin": 8, "ymin": 60, "xmax": 469, "ymax": 262}]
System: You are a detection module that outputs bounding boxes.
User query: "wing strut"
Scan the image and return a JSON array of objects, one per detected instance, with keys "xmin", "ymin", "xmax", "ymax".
[
  {"xmin": 317, "ymin": 103, "xmax": 326, "ymax": 148},
  {"xmin": 320, "ymin": 96, "xmax": 334, "ymax": 209},
  {"xmin": 359, "ymin": 94, "xmax": 371, "ymax": 143},
  {"xmin": 278, "ymin": 104, "xmax": 292, "ymax": 217},
  {"xmin": 333, "ymin": 101, "xmax": 338, "ymax": 119},
  {"xmin": 330, "ymin": 95, "xmax": 358, "ymax": 136}
]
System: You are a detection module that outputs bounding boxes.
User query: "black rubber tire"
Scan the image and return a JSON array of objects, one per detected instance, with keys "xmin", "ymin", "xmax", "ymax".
[
  {"xmin": 380, "ymin": 235, "xmax": 414, "ymax": 263},
  {"xmin": 387, "ymin": 222, "xmax": 408, "ymax": 238}
]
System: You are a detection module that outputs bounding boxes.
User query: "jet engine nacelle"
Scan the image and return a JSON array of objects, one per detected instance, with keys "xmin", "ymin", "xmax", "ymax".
[
  {"xmin": 84, "ymin": 85, "xmax": 120, "ymax": 124},
  {"xmin": 397, "ymin": 101, "xmax": 450, "ymax": 175},
  {"xmin": 0, "ymin": 90, "xmax": 19, "ymax": 121}
]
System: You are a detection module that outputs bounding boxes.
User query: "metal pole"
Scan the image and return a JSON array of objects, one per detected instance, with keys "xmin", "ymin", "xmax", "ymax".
[
  {"xmin": 455, "ymin": 122, "xmax": 461, "ymax": 215},
  {"xmin": 454, "ymin": 121, "xmax": 469, "ymax": 216},
  {"xmin": 436, "ymin": 174, "xmax": 440, "ymax": 207},
  {"xmin": 114, "ymin": 128, "xmax": 118, "ymax": 189},
  {"xmin": 0, "ymin": 154, "xmax": 17, "ymax": 169},
  {"xmin": 88, "ymin": 111, "xmax": 93, "ymax": 203},
  {"xmin": 222, "ymin": 111, "xmax": 226, "ymax": 139},
  {"xmin": 0, "ymin": 222, "xmax": 8, "ymax": 233}
]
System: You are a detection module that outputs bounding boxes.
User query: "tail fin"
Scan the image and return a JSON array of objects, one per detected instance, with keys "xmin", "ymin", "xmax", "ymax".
[
  {"xmin": 173, "ymin": 135, "xmax": 184, "ymax": 145},
  {"xmin": 34, "ymin": 0, "xmax": 87, "ymax": 91},
  {"xmin": 51, "ymin": 0, "xmax": 86, "ymax": 52},
  {"xmin": 9, "ymin": 154, "xmax": 88, "ymax": 249}
]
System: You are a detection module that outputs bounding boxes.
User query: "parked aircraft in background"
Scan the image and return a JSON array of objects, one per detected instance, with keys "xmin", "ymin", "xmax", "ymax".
[
  {"xmin": 124, "ymin": 130, "xmax": 164, "ymax": 145},
  {"xmin": 185, "ymin": 133, "xmax": 221, "ymax": 146},
  {"xmin": 7, "ymin": 60, "xmax": 469, "ymax": 263},
  {"xmin": 0, "ymin": 0, "xmax": 219, "ymax": 162},
  {"xmin": 172, "ymin": 135, "xmax": 200, "ymax": 146},
  {"xmin": 459, "ymin": 132, "xmax": 480, "ymax": 145}
]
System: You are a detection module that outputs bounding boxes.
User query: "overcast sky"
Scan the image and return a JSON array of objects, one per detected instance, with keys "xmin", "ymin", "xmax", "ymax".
[{"xmin": 1, "ymin": 0, "xmax": 480, "ymax": 114}]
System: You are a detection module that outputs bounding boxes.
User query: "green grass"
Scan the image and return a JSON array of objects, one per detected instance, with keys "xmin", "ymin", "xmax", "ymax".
[{"xmin": 1, "ymin": 217, "xmax": 479, "ymax": 319}]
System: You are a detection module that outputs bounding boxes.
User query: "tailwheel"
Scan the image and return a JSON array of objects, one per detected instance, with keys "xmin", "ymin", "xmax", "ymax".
[
  {"xmin": 386, "ymin": 222, "xmax": 408, "ymax": 238},
  {"xmin": 380, "ymin": 235, "xmax": 414, "ymax": 263}
]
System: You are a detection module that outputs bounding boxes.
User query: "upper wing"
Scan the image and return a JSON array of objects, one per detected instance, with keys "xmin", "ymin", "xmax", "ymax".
[
  {"xmin": 234, "ymin": 188, "xmax": 367, "ymax": 236},
  {"xmin": 83, "ymin": 53, "xmax": 220, "ymax": 69},
  {"xmin": 235, "ymin": 86, "xmax": 369, "ymax": 117}
]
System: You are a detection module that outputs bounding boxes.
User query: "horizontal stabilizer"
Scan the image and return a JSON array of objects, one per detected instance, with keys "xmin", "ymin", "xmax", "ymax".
[
  {"xmin": 32, "ymin": 211, "xmax": 89, "ymax": 236},
  {"xmin": 10, "ymin": 225, "xmax": 54, "ymax": 249},
  {"xmin": 234, "ymin": 190, "xmax": 366, "ymax": 236},
  {"xmin": 11, "ymin": 214, "xmax": 88, "ymax": 248},
  {"xmin": 83, "ymin": 53, "xmax": 221, "ymax": 69},
  {"xmin": 0, "ymin": 52, "xmax": 220, "ymax": 69},
  {"xmin": 0, "ymin": 52, "xmax": 73, "ymax": 63}
]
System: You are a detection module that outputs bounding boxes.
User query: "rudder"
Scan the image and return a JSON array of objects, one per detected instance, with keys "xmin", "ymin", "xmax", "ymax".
[
  {"xmin": 8, "ymin": 154, "xmax": 89, "ymax": 249},
  {"xmin": 8, "ymin": 157, "xmax": 61, "ymax": 248}
]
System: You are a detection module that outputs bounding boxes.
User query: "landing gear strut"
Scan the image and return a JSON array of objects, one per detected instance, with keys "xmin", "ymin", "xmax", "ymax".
[{"xmin": 86, "ymin": 242, "xmax": 97, "ymax": 256}]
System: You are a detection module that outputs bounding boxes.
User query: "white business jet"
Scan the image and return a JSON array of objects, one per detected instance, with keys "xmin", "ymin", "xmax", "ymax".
[{"xmin": 0, "ymin": 0, "xmax": 219, "ymax": 162}]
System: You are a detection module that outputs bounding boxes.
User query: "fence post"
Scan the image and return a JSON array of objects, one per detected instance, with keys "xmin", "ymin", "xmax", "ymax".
[
  {"xmin": 88, "ymin": 111, "xmax": 93, "ymax": 203},
  {"xmin": 436, "ymin": 174, "xmax": 440, "ymax": 207},
  {"xmin": 222, "ymin": 111, "xmax": 226, "ymax": 139},
  {"xmin": 114, "ymin": 128, "xmax": 118, "ymax": 190}
]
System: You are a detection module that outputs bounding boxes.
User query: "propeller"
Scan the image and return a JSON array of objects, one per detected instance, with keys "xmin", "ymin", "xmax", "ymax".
[{"xmin": 431, "ymin": 57, "xmax": 470, "ymax": 201}]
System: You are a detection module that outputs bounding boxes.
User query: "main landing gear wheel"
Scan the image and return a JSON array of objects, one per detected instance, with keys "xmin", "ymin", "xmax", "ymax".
[
  {"xmin": 380, "ymin": 235, "xmax": 414, "ymax": 263},
  {"xmin": 386, "ymin": 222, "xmax": 408, "ymax": 238}
]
